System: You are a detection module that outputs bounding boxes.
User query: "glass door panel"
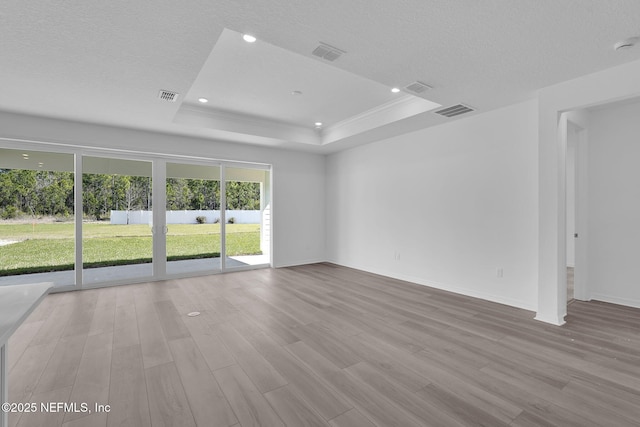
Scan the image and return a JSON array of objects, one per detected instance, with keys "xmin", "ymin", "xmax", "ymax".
[
  {"xmin": 0, "ymin": 148, "xmax": 75, "ymax": 287},
  {"xmin": 82, "ymin": 156, "xmax": 153, "ymax": 284},
  {"xmin": 224, "ymin": 166, "xmax": 270, "ymax": 270},
  {"xmin": 166, "ymin": 162, "xmax": 221, "ymax": 275}
]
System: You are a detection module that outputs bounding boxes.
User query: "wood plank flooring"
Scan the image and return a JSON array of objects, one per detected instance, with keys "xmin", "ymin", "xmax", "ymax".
[{"xmin": 7, "ymin": 263, "xmax": 640, "ymax": 426}]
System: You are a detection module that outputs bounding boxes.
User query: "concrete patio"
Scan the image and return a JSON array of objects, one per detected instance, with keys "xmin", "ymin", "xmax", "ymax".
[{"xmin": 0, "ymin": 254, "xmax": 270, "ymax": 288}]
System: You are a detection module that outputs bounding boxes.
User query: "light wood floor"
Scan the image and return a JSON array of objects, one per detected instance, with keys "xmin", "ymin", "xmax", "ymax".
[{"xmin": 7, "ymin": 263, "xmax": 640, "ymax": 427}]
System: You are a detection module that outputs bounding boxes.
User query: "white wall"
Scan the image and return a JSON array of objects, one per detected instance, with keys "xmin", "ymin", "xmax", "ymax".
[
  {"xmin": 326, "ymin": 100, "xmax": 539, "ymax": 310},
  {"xmin": 0, "ymin": 111, "xmax": 325, "ymax": 267},
  {"xmin": 586, "ymin": 99, "xmax": 640, "ymax": 308}
]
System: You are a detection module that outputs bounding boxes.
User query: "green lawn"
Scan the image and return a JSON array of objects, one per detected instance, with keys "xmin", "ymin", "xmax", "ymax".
[{"xmin": 0, "ymin": 222, "xmax": 261, "ymax": 276}]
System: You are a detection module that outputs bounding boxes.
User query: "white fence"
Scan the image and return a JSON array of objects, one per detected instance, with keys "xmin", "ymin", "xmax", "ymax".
[{"xmin": 110, "ymin": 210, "xmax": 261, "ymax": 225}]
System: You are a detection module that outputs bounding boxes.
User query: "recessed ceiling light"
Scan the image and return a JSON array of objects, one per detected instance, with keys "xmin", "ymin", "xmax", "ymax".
[
  {"xmin": 243, "ymin": 34, "xmax": 257, "ymax": 43},
  {"xmin": 315, "ymin": 122, "xmax": 323, "ymax": 127},
  {"xmin": 198, "ymin": 97, "xmax": 209, "ymax": 103},
  {"xmin": 391, "ymin": 87, "xmax": 401, "ymax": 93}
]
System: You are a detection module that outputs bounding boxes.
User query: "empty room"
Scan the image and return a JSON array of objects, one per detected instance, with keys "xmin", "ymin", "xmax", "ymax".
[{"xmin": 1, "ymin": 1, "xmax": 640, "ymax": 426}]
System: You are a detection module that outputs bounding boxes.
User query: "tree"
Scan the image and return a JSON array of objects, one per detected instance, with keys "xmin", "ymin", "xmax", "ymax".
[
  {"xmin": 166, "ymin": 178, "xmax": 191, "ymax": 210},
  {"xmin": 225, "ymin": 181, "xmax": 260, "ymax": 210},
  {"xmin": 0, "ymin": 168, "xmax": 262, "ymax": 220}
]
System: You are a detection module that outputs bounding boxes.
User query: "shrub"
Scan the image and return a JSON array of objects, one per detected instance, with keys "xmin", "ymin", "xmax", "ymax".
[
  {"xmin": 1, "ymin": 206, "xmax": 18, "ymax": 219},
  {"xmin": 227, "ymin": 217, "xmax": 235, "ymax": 224},
  {"xmin": 195, "ymin": 216, "xmax": 207, "ymax": 224},
  {"xmin": 213, "ymin": 218, "xmax": 220, "ymax": 224}
]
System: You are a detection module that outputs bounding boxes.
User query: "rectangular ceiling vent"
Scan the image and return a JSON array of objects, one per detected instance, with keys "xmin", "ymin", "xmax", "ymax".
[
  {"xmin": 434, "ymin": 104, "xmax": 474, "ymax": 118},
  {"xmin": 158, "ymin": 90, "xmax": 179, "ymax": 102},
  {"xmin": 312, "ymin": 42, "xmax": 345, "ymax": 62},
  {"xmin": 404, "ymin": 81, "xmax": 432, "ymax": 94}
]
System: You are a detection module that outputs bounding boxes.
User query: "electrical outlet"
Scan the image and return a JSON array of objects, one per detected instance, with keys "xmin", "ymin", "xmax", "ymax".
[{"xmin": 496, "ymin": 268, "xmax": 503, "ymax": 278}]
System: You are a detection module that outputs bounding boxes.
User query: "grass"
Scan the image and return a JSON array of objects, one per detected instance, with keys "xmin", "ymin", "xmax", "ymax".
[{"xmin": 0, "ymin": 222, "xmax": 261, "ymax": 276}]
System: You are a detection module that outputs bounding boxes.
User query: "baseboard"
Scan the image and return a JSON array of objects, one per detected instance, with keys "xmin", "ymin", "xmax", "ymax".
[
  {"xmin": 534, "ymin": 312, "xmax": 566, "ymax": 326},
  {"xmin": 590, "ymin": 293, "xmax": 640, "ymax": 309},
  {"xmin": 274, "ymin": 258, "xmax": 326, "ymax": 269},
  {"xmin": 327, "ymin": 259, "xmax": 537, "ymax": 312}
]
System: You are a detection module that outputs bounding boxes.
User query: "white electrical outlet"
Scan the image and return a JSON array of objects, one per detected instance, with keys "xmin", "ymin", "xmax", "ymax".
[{"xmin": 497, "ymin": 268, "xmax": 504, "ymax": 278}]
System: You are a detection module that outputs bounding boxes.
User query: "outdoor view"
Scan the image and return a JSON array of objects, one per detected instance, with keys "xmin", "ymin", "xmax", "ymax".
[
  {"xmin": 224, "ymin": 166, "xmax": 270, "ymax": 269},
  {"xmin": 0, "ymin": 166, "xmax": 75, "ymax": 276},
  {"xmin": 165, "ymin": 162, "xmax": 265, "ymax": 275},
  {"xmin": 0, "ymin": 149, "xmax": 267, "ymax": 284},
  {"xmin": 81, "ymin": 156, "xmax": 155, "ymax": 283}
]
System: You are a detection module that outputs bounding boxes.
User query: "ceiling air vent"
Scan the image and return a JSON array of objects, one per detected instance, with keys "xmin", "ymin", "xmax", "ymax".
[
  {"xmin": 158, "ymin": 90, "xmax": 179, "ymax": 102},
  {"xmin": 404, "ymin": 81, "xmax": 432, "ymax": 94},
  {"xmin": 312, "ymin": 42, "xmax": 345, "ymax": 62},
  {"xmin": 434, "ymin": 104, "xmax": 474, "ymax": 118}
]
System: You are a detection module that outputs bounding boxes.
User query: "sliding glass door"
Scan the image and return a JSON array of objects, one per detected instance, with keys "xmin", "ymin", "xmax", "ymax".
[
  {"xmin": 166, "ymin": 162, "xmax": 222, "ymax": 276},
  {"xmin": 223, "ymin": 166, "xmax": 270, "ymax": 270},
  {"xmin": 0, "ymin": 148, "xmax": 75, "ymax": 287},
  {"xmin": 1, "ymin": 145, "xmax": 271, "ymax": 288},
  {"xmin": 82, "ymin": 156, "xmax": 153, "ymax": 284}
]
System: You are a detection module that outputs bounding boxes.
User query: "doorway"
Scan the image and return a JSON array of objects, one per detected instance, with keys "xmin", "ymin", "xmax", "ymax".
[
  {"xmin": 82, "ymin": 156, "xmax": 154, "ymax": 285},
  {"xmin": 223, "ymin": 166, "xmax": 271, "ymax": 270},
  {"xmin": 564, "ymin": 115, "xmax": 588, "ymax": 306},
  {"xmin": 566, "ymin": 122, "xmax": 578, "ymax": 303},
  {"xmin": 165, "ymin": 162, "xmax": 222, "ymax": 276}
]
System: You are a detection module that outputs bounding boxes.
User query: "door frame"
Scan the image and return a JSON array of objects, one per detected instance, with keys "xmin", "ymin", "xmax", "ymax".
[{"xmin": 565, "ymin": 118, "xmax": 589, "ymax": 304}]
